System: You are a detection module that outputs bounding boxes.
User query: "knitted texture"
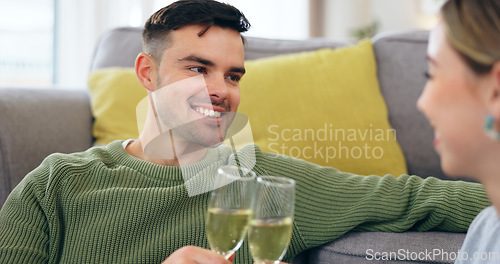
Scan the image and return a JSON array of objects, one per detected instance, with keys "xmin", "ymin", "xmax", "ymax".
[{"xmin": 0, "ymin": 140, "xmax": 490, "ymax": 263}]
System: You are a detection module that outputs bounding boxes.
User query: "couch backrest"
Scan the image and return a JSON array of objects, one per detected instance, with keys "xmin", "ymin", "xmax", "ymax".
[
  {"xmin": 0, "ymin": 88, "xmax": 94, "ymax": 208},
  {"xmin": 90, "ymin": 27, "xmax": 449, "ymax": 179}
]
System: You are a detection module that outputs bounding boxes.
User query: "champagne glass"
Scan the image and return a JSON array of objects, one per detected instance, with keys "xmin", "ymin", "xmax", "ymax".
[
  {"xmin": 249, "ymin": 176, "xmax": 295, "ymax": 264},
  {"xmin": 206, "ymin": 165, "xmax": 256, "ymax": 259}
]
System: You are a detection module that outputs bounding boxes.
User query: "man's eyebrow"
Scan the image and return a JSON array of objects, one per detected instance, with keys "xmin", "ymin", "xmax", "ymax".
[
  {"xmin": 230, "ymin": 67, "xmax": 246, "ymax": 74},
  {"xmin": 178, "ymin": 55, "xmax": 214, "ymax": 66}
]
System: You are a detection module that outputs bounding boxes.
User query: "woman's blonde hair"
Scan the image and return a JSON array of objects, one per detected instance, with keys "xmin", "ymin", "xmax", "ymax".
[{"xmin": 441, "ymin": 0, "xmax": 500, "ymax": 74}]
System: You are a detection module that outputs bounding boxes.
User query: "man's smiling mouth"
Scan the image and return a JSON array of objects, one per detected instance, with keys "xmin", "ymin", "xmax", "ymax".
[{"xmin": 195, "ymin": 106, "xmax": 222, "ymax": 118}]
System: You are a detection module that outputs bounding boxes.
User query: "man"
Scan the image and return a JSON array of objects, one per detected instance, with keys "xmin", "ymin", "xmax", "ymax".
[{"xmin": 0, "ymin": 0, "xmax": 490, "ymax": 263}]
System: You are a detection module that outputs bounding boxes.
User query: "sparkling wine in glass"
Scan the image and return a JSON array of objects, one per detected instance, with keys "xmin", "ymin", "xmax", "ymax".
[
  {"xmin": 249, "ymin": 176, "xmax": 295, "ymax": 264},
  {"xmin": 206, "ymin": 165, "xmax": 256, "ymax": 259}
]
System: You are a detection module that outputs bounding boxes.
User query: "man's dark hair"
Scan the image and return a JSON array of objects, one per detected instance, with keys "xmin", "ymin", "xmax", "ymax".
[{"xmin": 142, "ymin": 0, "xmax": 251, "ymax": 61}]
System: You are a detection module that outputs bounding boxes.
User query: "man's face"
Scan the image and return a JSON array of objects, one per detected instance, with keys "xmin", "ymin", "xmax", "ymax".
[{"xmin": 151, "ymin": 25, "xmax": 245, "ymax": 147}]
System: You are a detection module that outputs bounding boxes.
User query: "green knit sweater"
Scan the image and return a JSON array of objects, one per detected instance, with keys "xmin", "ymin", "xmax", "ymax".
[{"xmin": 0, "ymin": 140, "xmax": 489, "ymax": 263}]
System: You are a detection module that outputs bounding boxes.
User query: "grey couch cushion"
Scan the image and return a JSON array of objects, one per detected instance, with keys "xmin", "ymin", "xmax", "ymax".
[
  {"xmin": 90, "ymin": 27, "xmax": 144, "ymax": 72},
  {"xmin": 244, "ymin": 36, "xmax": 346, "ymax": 60},
  {"xmin": 308, "ymin": 232, "xmax": 466, "ymax": 264},
  {"xmin": 0, "ymin": 88, "xmax": 93, "ymax": 207}
]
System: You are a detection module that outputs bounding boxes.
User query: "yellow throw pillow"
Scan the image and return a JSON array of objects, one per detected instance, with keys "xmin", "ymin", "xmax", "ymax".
[
  {"xmin": 87, "ymin": 39, "xmax": 407, "ymax": 176},
  {"xmin": 238, "ymin": 39, "xmax": 407, "ymax": 176},
  {"xmin": 88, "ymin": 68, "xmax": 147, "ymax": 145}
]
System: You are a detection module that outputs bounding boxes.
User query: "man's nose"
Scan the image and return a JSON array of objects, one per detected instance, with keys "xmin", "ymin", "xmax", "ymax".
[{"xmin": 206, "ymin": 74, "xmax": 229, "ymax": 104}]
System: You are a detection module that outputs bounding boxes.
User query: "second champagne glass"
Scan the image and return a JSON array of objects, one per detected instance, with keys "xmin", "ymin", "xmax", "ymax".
[
  {"xmin": 206, "ymin": 165, "xmax": 256, "ymax": 259},
  {"xmin": 249, "ymin": 176, "xmax": 295, "ymax": 264}
]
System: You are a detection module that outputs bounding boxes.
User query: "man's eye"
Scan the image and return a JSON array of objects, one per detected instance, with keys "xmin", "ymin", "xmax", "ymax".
[
  {"xmin": 189, "ymin": 67, "xmax": 207, "ymax": 74},
  {"xmin": 227, "ymin": 75, "xmax": 241, "ymax": 82}
]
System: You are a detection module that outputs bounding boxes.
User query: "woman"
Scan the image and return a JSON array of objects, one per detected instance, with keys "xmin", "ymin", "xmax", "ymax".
[{"xmin": 417, "ymin": 0, "xmax": 500, "ymax": 262}]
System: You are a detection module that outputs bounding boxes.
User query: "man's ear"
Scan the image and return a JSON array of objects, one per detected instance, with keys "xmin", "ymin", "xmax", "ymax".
[{"xmin": 135, "ymin": 53, "xmax": 156, "ymax": 91}]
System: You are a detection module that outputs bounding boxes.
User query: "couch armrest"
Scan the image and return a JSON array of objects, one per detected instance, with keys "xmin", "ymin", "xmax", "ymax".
[{"xmin": 0, "ymin": 87, "xmax": 93, "ymax": 208}]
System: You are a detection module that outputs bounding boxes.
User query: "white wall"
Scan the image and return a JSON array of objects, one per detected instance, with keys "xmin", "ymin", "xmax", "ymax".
[
  {"xmin": 226, "ymin": 0, "xmax": 310, "ymax": 40},
  {"xmin": 323, "ymin": 0, "xmax": 372, "ymax": 41},
  {"xmin": 372, "ymin": 0, "xmax": 440, "ymax": 34},
  {"xmin": 320, "ymin": 0, "xmax": 442, "ymax": 42}
]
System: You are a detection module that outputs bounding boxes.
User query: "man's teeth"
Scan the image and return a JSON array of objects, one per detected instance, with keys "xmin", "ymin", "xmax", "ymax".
[{"xmin": 195, "ymin": 107, "xmax": 221, "ymax": 118}]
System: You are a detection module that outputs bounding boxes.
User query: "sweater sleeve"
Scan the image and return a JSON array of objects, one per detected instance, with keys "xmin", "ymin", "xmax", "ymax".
[
  {"xmin": 0, "ymin": 160, "xmax": 52, "ymax": 263},
  {"xmin": 251, "ymin": 149, "xmax": 490, "ymax": 250}
]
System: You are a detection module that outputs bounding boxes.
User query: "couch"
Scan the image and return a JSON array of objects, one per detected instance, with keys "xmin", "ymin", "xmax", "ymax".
[{"xmin": 0, "ymin": 27, "xmax": 473, "ymax": 263}]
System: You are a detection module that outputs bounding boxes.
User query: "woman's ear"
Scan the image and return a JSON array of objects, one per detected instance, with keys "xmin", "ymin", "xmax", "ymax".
[
  {"xmin": 135, "ymin": 53, "xmax": 156, "ymax": 92},
  {"xmin": 486, "ymin": 61, "xmax": 500, "ymax": 127}
]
